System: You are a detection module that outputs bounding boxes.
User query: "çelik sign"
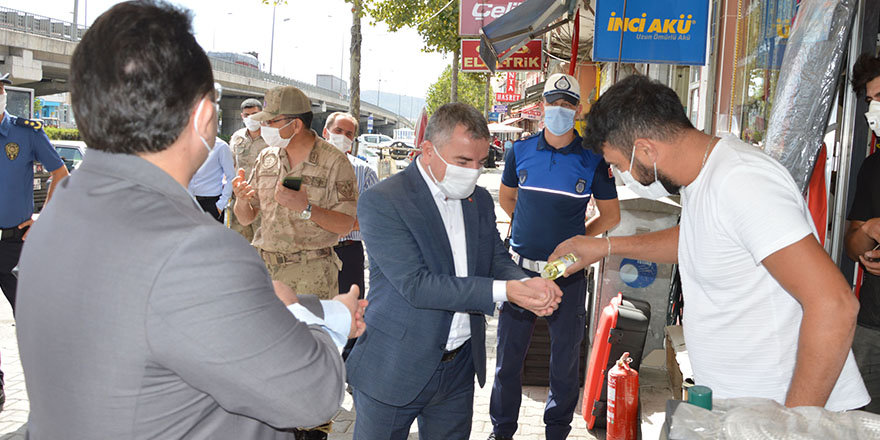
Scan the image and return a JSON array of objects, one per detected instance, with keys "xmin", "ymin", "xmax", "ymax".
[
  {"xmin": 461, "ymin": 39, "xmax": 543, "ymax": 72},
  {"xmin": 593, "ymin": 0, "xmax": 710, "ymax": 65},
  {"xmin": 459, "ymin": 1, "xmax": 524, "ymax": 37}
]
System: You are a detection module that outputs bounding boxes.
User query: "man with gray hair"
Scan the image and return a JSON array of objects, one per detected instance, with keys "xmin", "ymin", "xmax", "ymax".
[
  {"xmin": 346, "ymin": 102, "xmax": 563, "ymax": 439},
  {"xmin": 323, "ymin": 112, "xmax": 377, "ymax": 359},
  {"xmin": 229, "ymin": 98, "xmax": 266, "ymax": 241}
]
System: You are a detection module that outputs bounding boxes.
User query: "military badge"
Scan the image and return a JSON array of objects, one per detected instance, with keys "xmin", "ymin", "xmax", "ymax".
[
  {"xmin": 262, "ymin": 152, "xmax": 279, "ymax": 169},
  {"xmin": 308, "ymin": 150, "xmax": 319, "ymax": 164},
  {"xmin": 5, "ymin": 142, "xmax": 19, "ymax": 161},
  {"xmin": 337, "ymin": 180, "xmax": 356, "ymax": 201},
  {"xmin": 575, "ymin": 178, "xmax": 587, "ymax": 194}
]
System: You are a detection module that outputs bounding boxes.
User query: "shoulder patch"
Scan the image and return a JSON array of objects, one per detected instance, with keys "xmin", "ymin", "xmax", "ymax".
[
  {"xmin": 337, "ymin": 180, "xmax": 356, "ymax": 201},
  {"xmin": 261, "ymin": 151, "xmax": 279, "ymax": 169}
]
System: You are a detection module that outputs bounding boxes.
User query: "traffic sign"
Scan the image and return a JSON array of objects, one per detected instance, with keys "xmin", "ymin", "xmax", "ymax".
[
  {"xmin": 367, "ymin": 114, "xmax": 374, "ymax": 133},
  {"xmin": 493, "ymin": 105, "xmax": 508, "ymax": 113}
]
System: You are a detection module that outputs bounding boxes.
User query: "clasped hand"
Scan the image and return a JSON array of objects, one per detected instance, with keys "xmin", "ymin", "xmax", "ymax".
[{"xmin": 506, "ymin": 278, "xmax": 563, "ymax": 316}]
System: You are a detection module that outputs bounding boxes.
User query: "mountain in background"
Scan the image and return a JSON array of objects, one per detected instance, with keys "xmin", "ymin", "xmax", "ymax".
[{"xmin": 361, "ymin": 90, "xmax": 425, "ymax": 122}]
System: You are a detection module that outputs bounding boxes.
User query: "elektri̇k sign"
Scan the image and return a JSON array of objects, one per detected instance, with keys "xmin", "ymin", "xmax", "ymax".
[{"xmin": 593, "ymin": 0, "xmax": 710, "ymax": 65}]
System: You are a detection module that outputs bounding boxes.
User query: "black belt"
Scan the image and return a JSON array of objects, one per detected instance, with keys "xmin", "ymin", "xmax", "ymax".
[
  {"xmin": 441, "ymin": 343, "xmax": 465, "ymax": 362},
  {"xmin": 335, "ymin": 240, "xmax": 360, "ymax": 248},
  {"xmin": 0, "ymin": 227, "xmax": 27, "ymax": 242}
]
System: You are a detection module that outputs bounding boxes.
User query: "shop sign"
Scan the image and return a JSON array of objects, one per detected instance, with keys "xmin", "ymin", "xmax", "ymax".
[
  {"xmin": 520, "ymin": 104, "xmax": 542, "ymax": 120},
  {"xmin": 593, "ymin": 0, "xmax": 711, "ymax": 65},
  {"xmin": 461, "ymin": 39, "xmax": 543, "ymax": 72},
  {"xmin": 493, "ymin": 105, "xmax": 508, "ymax": 113},
  {"xmin": 459, "ymin": 0, "xmax": 524, "ymax": 36},
  {"xmin": 496, "ymin": 93, "xmax": 522, "ymax": 102},
  {"xmin": 488, "ymin": 112, "xmax": 502, "ymax": 122}
]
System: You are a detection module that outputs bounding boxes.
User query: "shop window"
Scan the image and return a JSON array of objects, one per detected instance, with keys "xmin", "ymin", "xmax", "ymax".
[{"xmin": 731, "ymin": 0, "xmax": 798, "ymax": 145}]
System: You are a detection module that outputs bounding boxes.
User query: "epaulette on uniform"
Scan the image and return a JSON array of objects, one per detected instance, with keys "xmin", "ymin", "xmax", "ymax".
[{"xmin": 13, "ymin": 117, "xmax": 43, "ymax": 131}]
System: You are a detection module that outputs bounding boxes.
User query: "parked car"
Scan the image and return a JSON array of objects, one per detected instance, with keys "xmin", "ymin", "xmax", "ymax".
[
  {"xmin": 356, "ymin": 133, "xmax": 393, "ymax": 151},
  {"xmin": 33, "ymin": 161, "xmax": 50, "ymax": 213},
  {"xmin": 51, "ymin": 140, "xmax": 88, "ymax": 172}
]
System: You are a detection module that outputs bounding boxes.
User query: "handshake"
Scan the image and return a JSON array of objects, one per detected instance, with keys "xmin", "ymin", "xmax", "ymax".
[{"xmin": 505, "ymin": 278, "xmax": 563, "ymax": 316}]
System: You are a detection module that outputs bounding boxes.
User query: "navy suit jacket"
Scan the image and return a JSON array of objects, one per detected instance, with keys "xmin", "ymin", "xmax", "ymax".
[{"xmin": 346, "ymin": 161, "xmax": 526, "ymax": 407}]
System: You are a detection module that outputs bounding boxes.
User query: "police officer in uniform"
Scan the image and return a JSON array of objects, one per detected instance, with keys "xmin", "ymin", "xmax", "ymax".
[
  {"xmin": 488, "ymin": 73, "xmax": 620, "ymax": 440},
  {"xmin": 0, "ymin": 73, "xmax": 68, "ymax": 312},
  {"xmin": 229, "ymin": 98, "xmax": 267, "ymax": 242}
]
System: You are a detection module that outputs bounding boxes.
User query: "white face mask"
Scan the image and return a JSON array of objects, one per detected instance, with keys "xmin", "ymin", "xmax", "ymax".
[
  {"xmin": 193, "ymin": 98, "xmax": 216, "ymax": 154},
  {"xmin": 866, "ymin": 101, "xmax": 880, "ymax": 137},
  {"xmin": 616, "ymin": 146, "xmax": 671, "ymax": 200},
  {"xmin": 261, "ymin": 119, "xmax": 295, "ymax": 148},
  {"xmin": 243, "ymin": 116, "xmax": 261, "ymax": 132},
  {"xmin": 328, "ymin": 133, "xmax": 353, "ymax": 153},
  {"xmin": 0, "ymin": 94, "xmax": 6, "ymax": 115},
  {"xmin": 426, "ymin": 144, "xmax": 482, "ymax": 200}
]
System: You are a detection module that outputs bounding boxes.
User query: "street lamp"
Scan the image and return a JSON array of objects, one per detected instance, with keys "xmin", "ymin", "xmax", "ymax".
[{"xmin": 269, "ymin": 4, "xmax": 290, "ymax": 75}]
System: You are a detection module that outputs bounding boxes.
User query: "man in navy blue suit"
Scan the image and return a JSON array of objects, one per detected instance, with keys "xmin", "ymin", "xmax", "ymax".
[{"xmin": 346, "ymin": 103, "xmax": 563, "ymax": 440}]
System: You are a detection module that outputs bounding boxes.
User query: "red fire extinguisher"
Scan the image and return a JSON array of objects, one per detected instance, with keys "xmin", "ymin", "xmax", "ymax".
[{"xmin": 607, "ymin": 352, "xmax": 639, "ymax": 440}]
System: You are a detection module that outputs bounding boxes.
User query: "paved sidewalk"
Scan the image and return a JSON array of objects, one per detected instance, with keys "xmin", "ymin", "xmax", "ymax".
[{"xmin": 0, "ymin": 163, "xmax": 672, "ymax": 439}]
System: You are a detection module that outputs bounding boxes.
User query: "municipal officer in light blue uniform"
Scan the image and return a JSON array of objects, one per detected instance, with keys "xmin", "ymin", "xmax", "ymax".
[
  {"xmin": 0, "ymin": 73, "xmax": 68, "ymax": 312},
  {"xmin": 489, "ymin": 73, "xmax": 620, "ymax": 440}
]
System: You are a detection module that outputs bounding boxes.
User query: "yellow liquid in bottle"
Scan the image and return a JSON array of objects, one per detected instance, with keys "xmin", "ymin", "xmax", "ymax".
[{"xmin": 541, "ymin": 253, "xmax": 578, "ymax": 280}]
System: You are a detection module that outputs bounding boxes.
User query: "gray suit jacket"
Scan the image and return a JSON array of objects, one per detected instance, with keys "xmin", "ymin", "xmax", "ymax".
[
  {"xmin": 16, "ymin": 150, "xmax": 344, "ymax": 439},
  {"xmin": 346, "ymin": 161, "xmax": 525, "ymax": 407}
]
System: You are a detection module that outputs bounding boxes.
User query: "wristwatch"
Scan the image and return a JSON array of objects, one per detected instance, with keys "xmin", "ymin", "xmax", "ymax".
[{"xmin": 300, "ymin": 203, "xmax": 312, "ymax": 220}]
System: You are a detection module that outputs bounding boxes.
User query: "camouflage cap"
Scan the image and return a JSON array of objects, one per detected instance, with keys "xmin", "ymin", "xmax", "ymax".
[{"xmin": 250, "ymin": 86, "xmax": 312, "ymax": 122}]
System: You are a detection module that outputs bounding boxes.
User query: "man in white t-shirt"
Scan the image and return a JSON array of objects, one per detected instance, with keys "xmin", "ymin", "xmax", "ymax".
[{"xmin": 551, "ymin": 75, "xmax": 869, "ymax": 410}]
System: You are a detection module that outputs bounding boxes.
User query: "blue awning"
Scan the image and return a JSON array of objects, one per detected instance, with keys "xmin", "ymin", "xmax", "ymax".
[{"xmin": 479, "ymin": 0, "xmax": 578, "ymax": 73}]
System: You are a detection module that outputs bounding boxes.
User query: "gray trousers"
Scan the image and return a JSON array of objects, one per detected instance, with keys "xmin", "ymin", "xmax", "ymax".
[{"xmin": 853, "ymin": 324, "xmax": 880, "ymax": 413}]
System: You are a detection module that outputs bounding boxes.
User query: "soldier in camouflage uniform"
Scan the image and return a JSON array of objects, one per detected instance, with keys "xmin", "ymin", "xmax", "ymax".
[
  {"xmin": 233, "ymin": 86, "xmax": 357, "ymax": 301},
  {"xmin": 228, "ymin": 98, "xmax": 267, "ymax": 242}
]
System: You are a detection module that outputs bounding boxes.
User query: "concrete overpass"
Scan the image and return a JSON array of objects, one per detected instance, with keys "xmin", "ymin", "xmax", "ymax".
[{"xmin": 0, "ymin": 6, "xmax": 410, "ymax": 137}]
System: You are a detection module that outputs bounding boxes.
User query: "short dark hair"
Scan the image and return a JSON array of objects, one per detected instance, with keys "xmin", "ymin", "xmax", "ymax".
[
  {"xmin": 70, "ymin": 0, "xmax": 214, "ymax": 154},
  {"xmin": 852, "ymin": 51, "xmax": 880, "ymax": 96},
  {"xmin": 425, "ymin": 102, "xmax": 490, "ymax": 148},
  {"xmin": 583, "ymin": 75, "xmax": 694, "ymax": 156},
  {"xmin": 240, "ymin": 98, "xmax": 263, "ymax": 111}
]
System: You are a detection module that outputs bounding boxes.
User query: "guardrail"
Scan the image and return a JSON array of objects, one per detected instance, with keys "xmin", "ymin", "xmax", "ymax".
[
  {"xmin": 0, "ymin": 6, "xmax": 87, "ymax": 41},
  {"xmin": 210, "ymin": 56, "xmax": 408, "ymax": 125}
]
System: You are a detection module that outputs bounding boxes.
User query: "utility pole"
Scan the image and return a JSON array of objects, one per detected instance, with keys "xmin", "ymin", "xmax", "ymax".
[
  {"xmin": 269, "ymin": 4, "xmax": 276, "ymax": 74},
  {"xmin": 72, "ymin": 0, "xmax": 79, "ymax": 40}
]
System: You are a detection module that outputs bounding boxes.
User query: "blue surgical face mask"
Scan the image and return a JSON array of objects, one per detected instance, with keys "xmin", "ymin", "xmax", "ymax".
[{"xmin": 543, "ymin": 105, "xmax": 576, "ymax": 136}]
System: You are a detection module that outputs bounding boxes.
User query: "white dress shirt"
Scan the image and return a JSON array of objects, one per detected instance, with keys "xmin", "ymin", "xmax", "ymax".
[{"xmin": 416, "ymin": 158, "xmax": 507, "ymax": 350}]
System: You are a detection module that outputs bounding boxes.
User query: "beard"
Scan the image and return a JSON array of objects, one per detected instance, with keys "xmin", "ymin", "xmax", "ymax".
[{"xmin": 633, "ymin": 159, "xmax": 681, "ymax": 195}]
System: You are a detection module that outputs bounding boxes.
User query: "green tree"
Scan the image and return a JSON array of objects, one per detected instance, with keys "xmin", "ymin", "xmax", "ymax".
[
  {"xmin": 425, "ymin": 66, "xmax": 492, "ymax": 116},
  {"xmin": 34, "ymin": 98, "xmax": 43, "ymax": 116},
  {"xmin": 365, "ymin": 0, "xmax": 461, "ymax": 101}
]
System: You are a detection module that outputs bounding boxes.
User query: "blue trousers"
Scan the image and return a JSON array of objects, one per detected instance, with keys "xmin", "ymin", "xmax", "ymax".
[
  {"xmin": 490, "ymin": 269, "xmax": 587, "ymax": 440},
  {"xmin": 353, "ymin": 340, "xmax": 475, "ymax": 440}
]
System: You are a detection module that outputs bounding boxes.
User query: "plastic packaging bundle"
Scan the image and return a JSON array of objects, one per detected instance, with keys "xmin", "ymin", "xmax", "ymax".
[
  {"xmin": 669, "ymin": 397, "xmax": 880, "ymax": 439},
  {"xmin": 761, "ymin": 0, "xmax": 856, "ymax": 193}
]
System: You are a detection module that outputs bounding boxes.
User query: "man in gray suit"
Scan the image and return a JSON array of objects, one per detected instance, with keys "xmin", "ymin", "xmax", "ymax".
[
  {"xmin": 14, "ymin": 1, "xmax": 366, "ymax": 439},
  {"xmin": 346, "ymin": 102, "xmax": 563, "ymax": 439}
]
